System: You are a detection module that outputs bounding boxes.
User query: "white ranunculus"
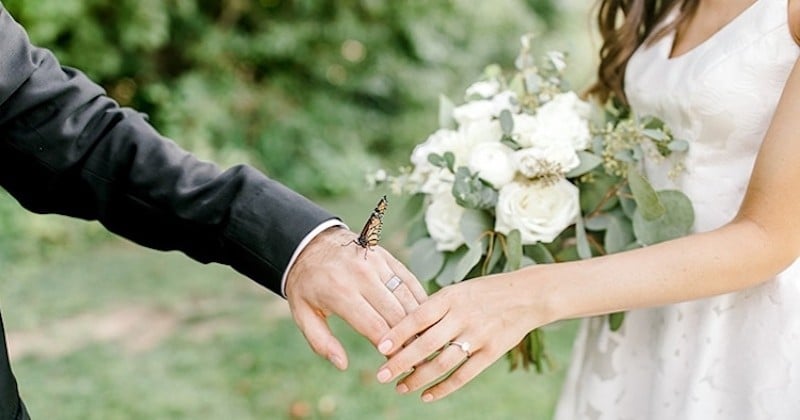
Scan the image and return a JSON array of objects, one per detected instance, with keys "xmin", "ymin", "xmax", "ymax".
[
  {"xmin": 465, "ymin": 80, "xmax": 501, "ymax": 99},
  {"xmin": 425, "ymin": 193, "xmax": 466, "ymax": 251},
  {"xmin": 532, "ymin": 91, "xmax": 592, "ymax": 150},
  {"xmin": 468, "ymin": 141, "xmax": 516, "ymax": 188},
  {"xmin": 494, "ymin": 179, "xmax": 580, "ymax": 244},
  {"xmin": 514, "ymin": 144, "xmax": 580, "ymax": 178}
]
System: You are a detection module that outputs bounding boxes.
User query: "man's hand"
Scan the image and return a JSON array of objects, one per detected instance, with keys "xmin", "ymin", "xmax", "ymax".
[{"xmin": 285, "ymin": 226, "xmax": 427, "ymax": 370}]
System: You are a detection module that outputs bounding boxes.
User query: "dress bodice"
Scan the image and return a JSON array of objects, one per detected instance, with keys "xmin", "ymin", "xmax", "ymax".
[
  {"xmin": 554, "ymin": 2, "xmax": 800, "ymax": 419},
  {"xmin": 625, "ymin": 0, "xmax": 799, "ymax": 232}
]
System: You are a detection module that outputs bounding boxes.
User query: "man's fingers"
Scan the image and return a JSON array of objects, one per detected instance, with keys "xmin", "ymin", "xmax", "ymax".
[
  {"xmin": 382, "ymin": 248, "xmax": 428, "ymax": 304},
  {"xmin": 356, "ymin": 269, "xmax": 409, "ymax": 327},
  {"xmin": 328, "ymin": 294, "xmax": 391, "ymax": 346},
  {"xmin": 293, "ymin": 304, "xmax": 348, "ymax": 370}
]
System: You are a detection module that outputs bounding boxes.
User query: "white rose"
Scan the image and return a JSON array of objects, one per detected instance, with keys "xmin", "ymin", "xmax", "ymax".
[
  {"xmin": 409, "ymin": 129, "xmax": 461, "ymax": 195},
  {"xmin": 458, "ymin": 116, "xmax": 503, "ymax": 146},
  {"xmin": 514, "ymin": 144, "xmax": 580, "ymax": 178},
  {"xmin": 495, "ymin": 179, "xmax": 580, "ymax": 244},
  {"xmin": 468, "ymin": 142, "xmax": 516, "ymax": 188},
  {"xmin": 511, "ymin": 113, "xmax": 538, "ymax": 148},
  {"xmin": 465, "ymin": 80, "xmax": 501, "ymax": 99},
  {"xmin": 533, "ymin": 91, "xmax": 592, "ymax": 150},
  {"xmin": 452, "ymin": 90, "xmax": 517, "ymax": 126},
  {"xmin": 425, "ymin": 193, "xmax": 466, "ymax": 251}
]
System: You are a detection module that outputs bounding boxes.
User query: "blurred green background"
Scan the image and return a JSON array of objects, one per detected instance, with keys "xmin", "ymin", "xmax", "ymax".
[{"xmin": 0, "ymin": 0, "xmax": 595, "ymax": 418}]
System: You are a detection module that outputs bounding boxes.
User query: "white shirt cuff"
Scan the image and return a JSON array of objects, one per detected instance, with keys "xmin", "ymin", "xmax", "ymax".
[{"xmin": 280, "ymin": 218, "xmax": 347, "ymax": 297}]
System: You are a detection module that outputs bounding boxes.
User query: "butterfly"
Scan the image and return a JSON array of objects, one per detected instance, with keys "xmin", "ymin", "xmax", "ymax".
[{"xmin": 345, "ymin": 195, "xmax": 388, "ymax": 258}]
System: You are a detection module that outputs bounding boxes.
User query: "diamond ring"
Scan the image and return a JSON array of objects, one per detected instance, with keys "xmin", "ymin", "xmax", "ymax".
[
  {"xmin": 449, "ymin": 340, "xmax": 472, "ymax": 357},
  {"xmin": 384, "ymin": 274, "xmax": 403, "ymax": 292}
]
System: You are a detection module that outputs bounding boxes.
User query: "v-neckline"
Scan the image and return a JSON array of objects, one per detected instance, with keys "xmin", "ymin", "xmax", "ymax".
[{"xmin": 667, "ymin": 0, "xmax": 761, "ymax": 61}]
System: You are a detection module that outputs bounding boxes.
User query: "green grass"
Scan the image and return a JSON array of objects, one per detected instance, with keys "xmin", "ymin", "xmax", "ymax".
[{"xmin": 0, "ymin": 196, "xmax": 578, "ymax": 419}]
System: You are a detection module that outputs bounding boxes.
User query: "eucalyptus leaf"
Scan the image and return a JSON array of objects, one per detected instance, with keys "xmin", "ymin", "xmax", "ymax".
[
  {"xmin": 613, "ymin": 149, "xmax": 634, "ymax": 163},
  {"xmin": 604, "ymin": 214, "xmax": 634, "ymax": 254},
  {"xmin": 555, "ymin": 245, "xmax": 578, "ymax": 262},
  {"xmin": 632, "ymin": 190, "xmax": 694, "ymax": 245},
  {"xmin": 520, "ymin": 255, "xmax": 536, "ymax": 268},
  {"xmin": 631, "ymin": 144, "xmax": 644, "ymax": 161},
  {"xmin": 485, "ymin": 235, "xmax": 504, "ymax": 274},
  {"xmin": 500, "ymin": 135, "xmax": 523, "ymax": 151},
  {"xmin": 404, "ymin": 214, "xmax": 429, "ymax": 246},
  {"xmin": 439, "ymin": 94, "xmax": 456, "ymax": 130},
  {"xmin": 584, "ymin": 213, "xmax": 613, "ymax": 231},
  {"xmin": 668, "ymin": 139, "xmax": 689, "ymax": 152},
  {"xmin": 575, "ymin": 217, "xmax": 592, "ymax": 259},
  {"xmin": 427, "ymin": 153, "xmax": 447, "ymax": 169},
  {"xmin": 619, "ymin": 189, "xmax": 637, "ymax": 219},
  {"xmin": 435, "ymin": 246, "xmax": 468, "ymax": 286},
  {"xmin": 580, "ymin": 169, "xmax": 621, "ymax": 214},
  {"xmin": 565, "ymin": 150, "xmax": 603, "ymax": 178},
  {"xmin": 524, "ymin": 243, "xmax": 555, "ymax": 264},
  {"xmin": 409, "ymin": 237, "xmax": 445, "ymax": 282},
  {"xmin": 642, "ymin": 128, "xmax": 670, "ymax": 141},
  {"xmin": 499, "ymin": 109, "xmax": 514, "ymax": 135},
  {"xmin": 443, "ymin": 151, "xmax": 456, "ymax": 172},
  {"xmin": 460, "ymin": 209, "xmax": 493, "ymax": 246},
  {"xmin": 454, "ymin": 245, "xmax": 484, "ymax": 282},
  {"xmin": 503, "ymin": 229, "xmax": 523, "ymax": 271},
  {"xmin": 627, "ymin": 169, "xmax": 665, "ymax": 221},
  {"xmin": 452, "ymin": 167, "xmax": 498, "ymax": 210}
]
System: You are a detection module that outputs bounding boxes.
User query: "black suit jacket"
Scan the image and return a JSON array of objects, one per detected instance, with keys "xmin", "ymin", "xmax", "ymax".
[{"xmin": 0, "ymin": 5, "xmax": 335, "ymax": 418}]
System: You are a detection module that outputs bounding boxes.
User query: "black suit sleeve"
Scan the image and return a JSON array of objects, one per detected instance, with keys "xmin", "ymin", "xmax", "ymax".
[{"xmin": 0, "ymin": 6, "xmax": 336, "ymax": 295}]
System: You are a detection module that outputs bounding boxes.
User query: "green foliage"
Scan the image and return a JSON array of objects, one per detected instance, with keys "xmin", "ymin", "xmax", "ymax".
[{"xmin": 3, "ymin": 0, "xmax": 564, "ymax": 197}]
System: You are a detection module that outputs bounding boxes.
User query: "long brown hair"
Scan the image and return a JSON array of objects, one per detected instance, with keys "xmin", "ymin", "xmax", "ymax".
[{"xmin": 587, "ymin": 0, "xmax": 699, "ymax": 105}]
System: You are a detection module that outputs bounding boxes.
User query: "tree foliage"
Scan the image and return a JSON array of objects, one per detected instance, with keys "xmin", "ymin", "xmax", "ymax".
[
  {"xmin": 4, "ymin": 0, "xmax": 567, "ymax": 195},
  {"xmin": 1, "ymin": 0, "xmax": 582, "ymax": 262}
]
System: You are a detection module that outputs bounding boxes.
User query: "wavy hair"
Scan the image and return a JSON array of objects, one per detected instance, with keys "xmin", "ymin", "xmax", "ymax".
[{"xmin": 587, "ymin": 0, "xmax": 699, "ymax": 105}]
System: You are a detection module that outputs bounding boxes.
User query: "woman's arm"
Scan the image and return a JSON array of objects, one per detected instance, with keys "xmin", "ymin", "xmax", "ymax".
[{"xmin": 374, "ymin": 56, "xmax": 800, "ymax": 402}]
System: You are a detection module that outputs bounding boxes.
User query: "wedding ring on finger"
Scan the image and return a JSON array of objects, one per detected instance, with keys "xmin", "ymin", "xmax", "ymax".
[
  {"xmin": 448, "ymin": 340, "xmax": 472, "ymax": 358},
  {"xmin": 384, "ymin": 274, "xmax": 403, "ymax": 292}
]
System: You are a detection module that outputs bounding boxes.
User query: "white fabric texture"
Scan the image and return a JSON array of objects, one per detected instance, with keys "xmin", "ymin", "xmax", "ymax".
[{"xmin": 554, "ymin": 1, "xmax": 800, "ymax": 419}]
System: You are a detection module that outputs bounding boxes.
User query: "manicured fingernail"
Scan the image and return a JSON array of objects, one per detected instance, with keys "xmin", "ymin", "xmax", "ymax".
[
  {"xmin": 378, "ymin": 340, "xmax": 393, "ymax": 354},
  {"xmin": 422, "ymin": 393, "xmax": 434, "ymax": 403},
  {"xmin": 377, "ymin": 368, "xmax": 391, "ymax": 383},
  {"xmin": 328, "ymin": 355, "xmax": 344, "ymax": 370},
  {"xmin": 396, "ymin": 383, "xmax": 409, "ymax": 394}
]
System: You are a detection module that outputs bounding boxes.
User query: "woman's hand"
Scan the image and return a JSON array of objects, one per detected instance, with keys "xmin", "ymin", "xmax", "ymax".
[{"xmin": 374, "ymin": 272, "xmax": 552, "ymax": 402}]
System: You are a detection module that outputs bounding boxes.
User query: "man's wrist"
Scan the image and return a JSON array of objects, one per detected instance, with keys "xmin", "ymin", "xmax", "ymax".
[{"xmin": 280, "ymin": 219, "xmax": 347, "ymax": 297}]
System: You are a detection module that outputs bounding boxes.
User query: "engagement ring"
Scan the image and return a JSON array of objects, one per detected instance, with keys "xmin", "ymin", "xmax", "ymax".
[{"xmin": 449, "ymin": 340, "xmax": 472, "ymax": 357}]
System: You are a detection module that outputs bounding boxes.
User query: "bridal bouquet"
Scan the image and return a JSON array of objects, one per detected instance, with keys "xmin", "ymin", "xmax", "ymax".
[{"xmin": 374, "ymin": 35, "xmax": 694, "ymax": 372}]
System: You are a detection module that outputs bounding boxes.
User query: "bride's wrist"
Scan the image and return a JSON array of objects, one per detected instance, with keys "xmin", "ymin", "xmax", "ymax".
[{"xmin": 504, "ymin": 266, "xmax": 564, "ymax": 331}]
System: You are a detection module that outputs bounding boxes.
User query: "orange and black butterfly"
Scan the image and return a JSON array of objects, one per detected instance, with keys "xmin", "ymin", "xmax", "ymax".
[{"xmin": 345, "ymin": 195, "xmax": 388, "ymax": 258}]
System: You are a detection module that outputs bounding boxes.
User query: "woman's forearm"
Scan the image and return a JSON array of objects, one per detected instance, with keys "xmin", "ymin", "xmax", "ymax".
[{"xmin": 522, "ymin": 217, "xmax": 797, "ymax": 324}]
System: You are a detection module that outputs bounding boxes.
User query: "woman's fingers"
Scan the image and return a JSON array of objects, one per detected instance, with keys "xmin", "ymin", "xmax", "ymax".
[
  {"xmin": 376, "ymin": 297, "xmax": 448, "ymax": 357},
  {"xmin": 376, "ymin": 315, "xmax": 455, "ymax": 383},
  {"xmin": 395, "ymin": 340, "xmax": 472, "ymax": 393},
  {"xmin": 420, "ymin": 351, "xmax": 494, "ymax": 402}
]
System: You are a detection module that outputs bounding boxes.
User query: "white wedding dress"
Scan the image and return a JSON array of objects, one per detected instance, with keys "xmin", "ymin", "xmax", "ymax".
[{"xmin": 554, "ymin": 1, "xmax": 800, "ymax": 419}]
